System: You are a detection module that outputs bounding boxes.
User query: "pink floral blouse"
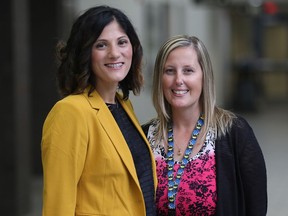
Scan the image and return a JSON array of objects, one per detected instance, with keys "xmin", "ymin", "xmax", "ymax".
[{"xmin": 146, "ymin": 120, "xmax": 217, "ymax": 215}]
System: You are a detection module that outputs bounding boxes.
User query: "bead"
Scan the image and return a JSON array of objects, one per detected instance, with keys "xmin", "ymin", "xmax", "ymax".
[{"xmin": 166, "ymin": 114, "xmax": 204, "ymax": 209}]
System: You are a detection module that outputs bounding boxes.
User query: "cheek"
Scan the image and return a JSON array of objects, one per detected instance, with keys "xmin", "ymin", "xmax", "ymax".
[
  {"xmin": 91, "ymin": 60, "xmax": 100, "ymax": 75},
  {"xmin": 127, "ymin": 49, "xmax": 133, "ymax": 64},
  {"xmin": 124, "ymin": 45, "xmax": 133, "ymax": 59},
  {"xmin": 198, "ymin": 75, "xmax": 203, "ymax": 90},
  {"xmin": 162, "ymin": 77, "xmax": 171, "ymax": 98},
  {"xmin": 91, "ymin": 52, "xmax": 101, "ymax": 67},
  {"xmin": 161, "ymin": 78, "xmax": 168, "ymax": 92},
  {"xmin": 193, "ymin": 77, "xmax": 203, "ymax": 95},
  {"xmin": 162, "ymin": 75, "xmax": 172, "ymax": 87}
]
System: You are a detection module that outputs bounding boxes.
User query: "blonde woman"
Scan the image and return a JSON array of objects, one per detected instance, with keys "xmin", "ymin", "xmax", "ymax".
[{"xmin": 142, "ymin": 35, "xmax": 267, "ymax": 216}]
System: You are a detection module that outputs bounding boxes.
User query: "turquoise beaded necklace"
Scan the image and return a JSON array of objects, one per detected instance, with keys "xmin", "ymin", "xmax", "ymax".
[{"xmin": 167, "ymin": 114, "xmax": 204, "ymax": 209}]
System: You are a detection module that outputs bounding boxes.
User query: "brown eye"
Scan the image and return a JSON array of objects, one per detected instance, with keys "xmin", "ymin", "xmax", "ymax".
[
  {"xmin": 118, "ymin": 39, "xmax": 129, "ymax": 46},
  {"xmin": 94, "ymin": 42, "xmax": 107, "ymax": 49}
]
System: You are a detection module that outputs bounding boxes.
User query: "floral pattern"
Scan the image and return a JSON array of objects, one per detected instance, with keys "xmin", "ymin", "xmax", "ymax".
[{"xmin": 146, "ymin": 119, "xmax": 217, "ymax": 216}]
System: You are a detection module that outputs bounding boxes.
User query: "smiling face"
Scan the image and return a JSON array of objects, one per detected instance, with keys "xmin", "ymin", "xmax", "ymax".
[
  {"xmin": 162, "ymin": 46, "xmax": 203, "ymax": 111},
  {"xmin": 91, "ymin": 19, "xmax": 133, "ymax": 92}
]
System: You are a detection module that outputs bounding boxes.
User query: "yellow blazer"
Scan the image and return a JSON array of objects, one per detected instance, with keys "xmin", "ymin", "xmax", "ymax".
[{"xmin": 41, "ymin": 89, "xmax": 157, "ymax": 216}]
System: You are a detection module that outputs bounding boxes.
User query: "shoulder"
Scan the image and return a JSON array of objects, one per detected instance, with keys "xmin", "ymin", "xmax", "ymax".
[
  {"xmin": 44, "ymin": 94, "xmax": 91, "ymax": 126},
  {"xmin": 121, "ymin": 98, "xmax": 133, "ymax": 109},
  {"xmin": 51, "ymin": 95, "xmax": 86, "ymax": 115},
  {"xmin": 216, "ymin": 114, "xmax": 257, "ymax": 145},
  {"xmin": 231, "ymin": 114, "xmax": 253, "ymax": 134},
  {"xmin": 60, "ymin": 93, "xmax": 89, "ymax": 105},
  {"xmin": 141, "ymin": 118, "xmax": 159, "ymax": 136},
  {"xmin": 217, "ymin": 113, "xmax": 255, "ymax": 141},
  {"xmin": 222, "ymin": 114, "xmax": 260, "ymax": 153},
  {"xmin": 142, "ymin": 118, "xmax": 163, "ymax": 151}
]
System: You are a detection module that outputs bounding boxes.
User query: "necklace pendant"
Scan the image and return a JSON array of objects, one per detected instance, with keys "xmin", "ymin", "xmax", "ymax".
[{"xmin": 177, "ymin": 149, "xmax": 182, "ymax": 156}]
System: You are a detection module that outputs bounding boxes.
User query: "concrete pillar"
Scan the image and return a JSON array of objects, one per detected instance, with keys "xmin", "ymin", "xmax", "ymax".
[{"xmin": 0, "ymin": 0, "xmax": 31, "ymax": 215}]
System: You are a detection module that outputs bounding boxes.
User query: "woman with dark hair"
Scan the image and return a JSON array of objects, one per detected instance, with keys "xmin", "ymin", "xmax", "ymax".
[
  {"xmin": 41, "ymin": 5, "xmax": 156, "ymax": 216},
  {"xmin": 142, "ymin": 35, "xmax": 267, "ymax": 216}
]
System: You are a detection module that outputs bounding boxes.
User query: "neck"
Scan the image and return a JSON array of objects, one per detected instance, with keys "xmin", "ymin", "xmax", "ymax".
[
  {"xmin": 172, "ymin": 109, "xmax": 202, "ymax": 131},
  {"xmin": 95, "ymin": 83, "xmax": 118, "ymax": 104},
  {"xmin": 170, "ymin": 113, "xmax": 205, "ymax": 160}
]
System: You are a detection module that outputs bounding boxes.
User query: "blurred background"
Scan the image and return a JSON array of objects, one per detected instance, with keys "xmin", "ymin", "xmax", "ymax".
[{"xmin": 1, "ymin": 0, "xmax": 287, "ymax": 215}]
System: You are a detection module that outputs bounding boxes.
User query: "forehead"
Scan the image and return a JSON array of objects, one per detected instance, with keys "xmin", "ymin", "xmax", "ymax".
[
  {"xmin": 165, "ymin": 46, "xmax": 198, "ymax": 64},
  {"xmin": 98, "ymin": 20, "xmax": 127, "ymax": 39}
]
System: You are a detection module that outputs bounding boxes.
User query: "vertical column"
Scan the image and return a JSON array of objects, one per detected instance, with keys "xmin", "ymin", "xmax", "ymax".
[
  {"xmin": 0, "ymin": 0, "xmax": 17, "ymax": 213},
  {"xmin": 12, "ymin": 0, "xmax": 31, "ymax": 215},
  {"xmin": 0, "ymin": 0, "xmax": 31, "ymax": 215}
]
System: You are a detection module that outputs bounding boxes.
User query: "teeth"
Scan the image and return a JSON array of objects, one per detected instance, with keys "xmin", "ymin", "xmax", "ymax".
[
  {"xmin": 173, "ymin": 90, "xmax": 188, "ymax": 94},
  {"xmin": 106, "ymin": 63, "xmax": 123, "ymax": 68}
]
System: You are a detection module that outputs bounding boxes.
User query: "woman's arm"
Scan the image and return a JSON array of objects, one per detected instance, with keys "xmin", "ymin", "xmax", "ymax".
[
  {"xmin": 41, "ymin": 99, "xmax": 88, "ymax": 216},
  {"xmin": 236, "ymin": 116, "xmax": 267, "ymax": 216}
]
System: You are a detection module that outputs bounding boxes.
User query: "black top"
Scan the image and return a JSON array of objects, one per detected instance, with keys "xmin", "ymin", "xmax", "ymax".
[{"xmin": 108, "ymin": 102, "xmax": 156, "ymax": 216}]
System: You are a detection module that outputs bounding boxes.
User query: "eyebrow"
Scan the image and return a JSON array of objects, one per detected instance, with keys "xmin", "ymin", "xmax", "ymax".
[
  {"xmin": 96, "ymin": 35, "xmax": 129, "ymax": 42},
  {"xmin": 164, "ymin": 64, "xmax": 193, "ymax": 68}
]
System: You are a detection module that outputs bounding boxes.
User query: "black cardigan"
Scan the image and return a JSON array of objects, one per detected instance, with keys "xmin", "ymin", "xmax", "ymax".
[
  {"xmin": 215, "ymin": 116, "xmax": 267, "ymax": 216},
  {"xmin": 142, "ymin": 115, "xmax": 267, "ymax": 216}
]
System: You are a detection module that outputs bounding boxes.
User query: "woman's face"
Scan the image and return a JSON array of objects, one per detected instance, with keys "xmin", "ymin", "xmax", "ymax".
[
  {"xmin": 91, "ymin": 20, "xmax": 133, "ymax": 90},
  {"xmin": 162, "ymin": 46, "xmax": 203, "ymax": 111}
]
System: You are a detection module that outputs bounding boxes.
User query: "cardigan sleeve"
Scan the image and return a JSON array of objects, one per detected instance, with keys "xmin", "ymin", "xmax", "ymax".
[
  {"xmin": 215, "ymin": 115, "xmax": 267, "ymax": 216},
  {"xmin": 232, "ymin": 116, "xmax": 267, "ymax": 216},
  {"xmin": 41, "ymin": 99, "xmax": 88, "ymax": 216}
]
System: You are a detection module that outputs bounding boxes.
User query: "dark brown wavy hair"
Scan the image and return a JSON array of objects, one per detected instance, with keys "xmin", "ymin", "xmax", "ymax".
[{"xmin": 56, "ymin": 5, "xmax": 143, "ymax": 99}]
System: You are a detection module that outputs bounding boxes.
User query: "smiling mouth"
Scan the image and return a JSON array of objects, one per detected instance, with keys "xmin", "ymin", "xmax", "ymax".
[
  {"xmin": 105, "ymin": 63, "xmax": 124, "ymax": 68},
  {"xmin": 172, "ymin": 90, "xmax": 189, "ymax": 95}
]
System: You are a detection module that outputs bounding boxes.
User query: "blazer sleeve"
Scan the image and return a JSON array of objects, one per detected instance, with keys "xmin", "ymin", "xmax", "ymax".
[
  {"xmin": 41, "ymin": 99, "xmax": 88, "ymax": 216},
  {"xmin": 233, "ymin": 116, "xmax": 268, "ymax": 216}
]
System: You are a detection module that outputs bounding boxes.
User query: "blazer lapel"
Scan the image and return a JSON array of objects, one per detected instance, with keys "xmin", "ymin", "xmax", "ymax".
[{"xmin": 84, "ymin": 90, "xmax": 140, "ymax": 185}]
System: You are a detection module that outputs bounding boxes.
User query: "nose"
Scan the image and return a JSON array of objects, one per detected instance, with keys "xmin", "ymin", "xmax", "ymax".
[
  {"xmin": 108, "ymin": 44, "xmax": 120, "ymax": 59},
  {"xmin": 175, "ymin": 73, "xmax": 184, "ymax": 86}
]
